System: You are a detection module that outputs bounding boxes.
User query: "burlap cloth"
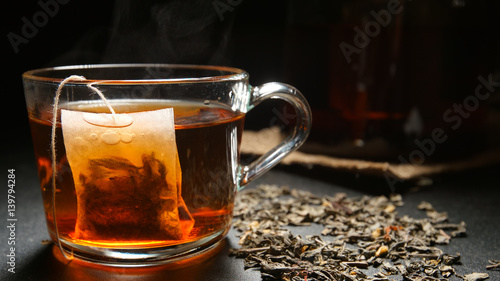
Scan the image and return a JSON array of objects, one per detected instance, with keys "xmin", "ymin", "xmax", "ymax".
[{"xmin": 241, "ymin": 128, "xmax": 500, "ymax": 181}]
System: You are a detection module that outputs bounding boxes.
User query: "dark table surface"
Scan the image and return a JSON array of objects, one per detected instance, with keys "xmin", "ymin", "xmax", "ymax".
[{"xmin": 1, "ymin": 149, "xmax": 499, "ymax": 281}]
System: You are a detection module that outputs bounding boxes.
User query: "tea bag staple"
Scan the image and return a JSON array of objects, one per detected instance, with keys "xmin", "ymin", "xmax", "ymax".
[{"xmin": 54, "ymin": 76, "xmax": 193, "ymax": 244}]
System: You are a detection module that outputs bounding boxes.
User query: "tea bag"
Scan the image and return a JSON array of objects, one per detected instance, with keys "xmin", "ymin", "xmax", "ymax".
[{"xmin": 61, "ymin": 108, "xmax": 194, "ymax": 241}]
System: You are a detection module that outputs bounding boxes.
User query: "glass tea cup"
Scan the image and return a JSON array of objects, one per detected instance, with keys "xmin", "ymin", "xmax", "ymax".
[{"xmin": 22, "ymin": 64, "xmax": 311, "ymax": 266}]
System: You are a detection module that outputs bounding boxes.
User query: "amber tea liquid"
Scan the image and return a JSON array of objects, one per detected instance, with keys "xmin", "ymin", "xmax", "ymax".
[{"xmin": 28, "ymin": 100, "xmax": 244, "ymax": 249}]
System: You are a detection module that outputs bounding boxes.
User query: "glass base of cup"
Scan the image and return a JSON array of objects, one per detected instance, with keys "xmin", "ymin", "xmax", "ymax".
[{"xmin": 52, "ymin": 229, "xmax": 228, "ymax": 267}]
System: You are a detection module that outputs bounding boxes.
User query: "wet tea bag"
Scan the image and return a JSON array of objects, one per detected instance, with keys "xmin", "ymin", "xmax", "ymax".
[{"xmin": 61, "ymin": 107, "xmax": 194, "ymax": 241}]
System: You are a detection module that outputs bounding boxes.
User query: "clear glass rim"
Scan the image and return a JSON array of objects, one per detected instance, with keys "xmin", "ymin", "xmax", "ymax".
[{"xmin": 22, "ymin": 63, "xmax": 249, "ymax": 85}]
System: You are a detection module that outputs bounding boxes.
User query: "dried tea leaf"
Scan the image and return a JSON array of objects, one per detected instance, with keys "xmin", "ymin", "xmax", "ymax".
[
  {"xmin": 375, "ymin": 245, "xmax": 389, "ymax": 257},
  {"xmin": 486, "ymin": 260, "xmax": 500, "ymax": 270},
  {"xmin": 417, "ymin": 201, "xmax": 435, "ymax": 211},
  {"xmin": 442, "ymin": 253, "xmax": 461, "ymax": 265},
  {"xmin": 461, "ymin": 272, "xmax": 489, "ymax": 281}
]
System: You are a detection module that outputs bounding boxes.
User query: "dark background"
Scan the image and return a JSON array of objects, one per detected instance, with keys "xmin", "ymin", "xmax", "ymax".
[
  {"xmin": 4, "ymin": 0, "xmax": 500, "ymax": 163},
  {"xmin": 3, "ymin": 0, "xmax": 289, "ymax": 158},
  {"xmin": 1, "ymin": 1, "xmax": 500, "ymax": 280},
  {"xmin": 4, "ymin": 0, "xmax": 500, "ymax": 161}
]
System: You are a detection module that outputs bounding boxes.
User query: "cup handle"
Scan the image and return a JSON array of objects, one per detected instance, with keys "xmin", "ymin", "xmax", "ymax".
[{"xmin": 238, "ymin": 82, "xmax": 312, "ymax": 189}]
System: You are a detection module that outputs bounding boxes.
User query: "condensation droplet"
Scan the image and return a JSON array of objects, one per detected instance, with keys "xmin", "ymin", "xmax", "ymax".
[
  {"xmin": 101, "ymin": 130, "xmax": 120, "ymax": 145},
  {"xmin": 121, "ymin": 133, "xmax": 134, "ymax": 143},
  {"xmin": 204, "ymin": 100, "xmax": 210, "ymax": 105},
  {"xmin": 89, "ymin": 133, "xmax": 98, "ymax": 141},
  {"xmin": 73, "ymin": 137, "xmax": 89, "ymax": 156}
]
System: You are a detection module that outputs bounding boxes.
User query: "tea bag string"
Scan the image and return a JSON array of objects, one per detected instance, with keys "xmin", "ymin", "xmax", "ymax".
[
  {"xmin": 51, "ymin": 75, "xmax": 117, "ymax": 261},
  {"xmin": 87, "ymin": 82, "xmax": 118, "ymax": 121}
]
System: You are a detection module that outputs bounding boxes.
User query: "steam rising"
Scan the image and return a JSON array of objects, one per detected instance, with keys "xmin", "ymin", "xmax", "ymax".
[{"xmin": 103, "ymin": 0, "xmax": 234, "ymax": 65}]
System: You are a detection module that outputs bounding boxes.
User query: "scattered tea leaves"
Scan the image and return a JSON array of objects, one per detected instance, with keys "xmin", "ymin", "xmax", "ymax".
[
  {"xmin": 230, "ymin": 184, "xmax": 490, "ymax": 281},
  {"xmin": 486, "ymin": 260, "xmax": 500, "ymax": 270}
]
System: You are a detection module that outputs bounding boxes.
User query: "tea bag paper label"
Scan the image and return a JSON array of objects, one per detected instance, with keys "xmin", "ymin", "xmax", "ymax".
[{"xmin": 61, "ymin": 108, "xmax": 194, "ymax": 241}]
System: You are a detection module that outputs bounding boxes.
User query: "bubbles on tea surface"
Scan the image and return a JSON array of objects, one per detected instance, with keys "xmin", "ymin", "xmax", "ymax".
[
  {"xmin": 203, "ymin": 100, "xmax": 210, "ymax": 105},
  {"xmin": 89, "ymin": 133, "xmax": 98, "ymax": 141}
]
